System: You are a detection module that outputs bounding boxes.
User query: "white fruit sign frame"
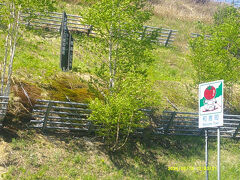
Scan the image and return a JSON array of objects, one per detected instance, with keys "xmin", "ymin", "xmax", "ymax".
[{"xmin": 199, "ymin": 80, "xmax": 224, "ymax": 128}]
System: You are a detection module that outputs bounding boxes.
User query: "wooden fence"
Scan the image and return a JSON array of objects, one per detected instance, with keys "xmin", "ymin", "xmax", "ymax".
[
  {"xmin": 30, "ymin": 99, "xmax": 92, "ymax": 131},
  {"xmin": 0, "ymin": 2, "xmax": 177, "ymax": 46},
  {"xmin": 0, "ymin": 96, "xmax": 9, "ymax": 127},
  {"xmin": 30, "ymin": 100, "xmax": 240, "ymax": 139},
  {"xmin": 18, "ymin": 11, "xmax": 177, "ymax": 47},
  {"xmin": 20, "ymin": 11, "xmax": 93, "ymax": 35},
  {"xmin": 191, "ymin": 33, "xmax": 211, "ymax": 39},
  {"xmin": 141, "ymin": 26, "xmax": 177, "ymax": 46},
  {"xmin": 157, "ymin": 111, "xmax": 240, "ymax": 138}
]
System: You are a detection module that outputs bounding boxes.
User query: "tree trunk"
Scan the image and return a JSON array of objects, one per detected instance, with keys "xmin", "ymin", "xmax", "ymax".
[
  {"xmin": 0, "ymin": 24, "xmax": 11, "ymax": 96},
  {"xmin": 109, "ymin": 25, "xmax": 114, "ymax": 90},
  {"xmin": 5, "ymin": 4, "xmax": 20, "ymax": 96}
]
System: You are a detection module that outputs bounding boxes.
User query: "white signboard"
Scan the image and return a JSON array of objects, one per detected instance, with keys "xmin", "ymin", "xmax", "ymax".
[{"xmin": 199, "ymin": 80, "xmax": 224, "ymax": 128}]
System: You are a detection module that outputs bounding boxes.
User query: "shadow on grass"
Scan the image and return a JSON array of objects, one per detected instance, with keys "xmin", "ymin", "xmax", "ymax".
[
  {"xmin": 107, "ymin": 137, "xmax": 190, "ymax": 180},
  {"xmin": 24, "ymin": 27, "xmax": 60, "ymax": 39},
  {"xmin": 106, "ymin": 135, "xmax": 219, "ymax": 179},
  {"xmin": 0, "ymin": 128, "xmax": 19, "ymax": 142},
  {"xmin": 0, "ymin": 127, "xmax": 237, "ymax": 179},
  {"xmin": 146, "ymin": 135, "xmax": 206, "ymax": 158}
]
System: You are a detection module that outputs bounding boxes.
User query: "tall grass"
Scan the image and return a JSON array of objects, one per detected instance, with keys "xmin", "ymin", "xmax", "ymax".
[
  {"xmin": 1, "ymin": 132, "xmax": 240, "ymax": 179},
  {"xmin": 153, "ymin": 0, "xmax": 224, "ymax": 22}
]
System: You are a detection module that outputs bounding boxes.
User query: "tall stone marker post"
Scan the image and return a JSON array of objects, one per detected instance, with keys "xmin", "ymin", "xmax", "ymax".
[{"xmin": 60, "ymin": 12, "xmax": 73, "ymax": 71}]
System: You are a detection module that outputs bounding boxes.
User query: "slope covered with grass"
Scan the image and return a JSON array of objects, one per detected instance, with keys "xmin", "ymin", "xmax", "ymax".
[
  {"xmin": 1, "ymin": 130, "xmax": 240, "ymax": 179},
  {"xmin": 0, "ymin": 0, "xmax": 225, "ymax": 110},
  {"xmin": 1, "ymin": 0, "xmax": 240, "ymax": 179}
]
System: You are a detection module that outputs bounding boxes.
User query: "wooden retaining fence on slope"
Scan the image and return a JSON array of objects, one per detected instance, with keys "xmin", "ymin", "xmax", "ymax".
[
  {"xmin": 157, "ymin": 111, "xmax": 240, "ymax": 138},
  {"xmin": 0, "ymin": 3, "xmax": 177, "ymax": 46},
  {"xmin": 0, "ymin": 96, "xmax": 9, "ymax": 127},
  {"xmin": 19, "ymin": 11, "xmax": 93, "ymax": 35},
  {"xmin": 191, "ymin": 33, "xmax": 211, "ymax": 39},
  {"xmin": 30, "ymin": 99, "xmax": 240, "ymax": 139},
  {"xmin": 140, "ymin": 26, "xmax": 177, "ymax": 46},
  {"xmin": 17, "ymin": 11, "xmax": 177, "ymax": 47},
  {"xmin": 30, "ymin": 99, "xmax": 92, "ymax": 131}
]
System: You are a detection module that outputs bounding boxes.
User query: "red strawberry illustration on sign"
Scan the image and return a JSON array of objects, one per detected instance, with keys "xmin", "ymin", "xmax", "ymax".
[
  {"xmin": 203, "ymin": 86, "xmax": 218, "ymax": 112},
  {"xmin": 204, "ymin": 86, "xmax": 216, "ymax": 100}
]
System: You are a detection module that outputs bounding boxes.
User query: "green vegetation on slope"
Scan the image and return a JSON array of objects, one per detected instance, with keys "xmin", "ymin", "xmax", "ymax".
[
  {"xmin": 1, "ymin": 130, "xmax": 240, "ymax": 179},
  {"xmin": 0, "ymin": 0, "xmax": 225, "ymax": 110},
  {"xmin": 1, "ymin": 0, "xmax": 240, "ymax": 179}
]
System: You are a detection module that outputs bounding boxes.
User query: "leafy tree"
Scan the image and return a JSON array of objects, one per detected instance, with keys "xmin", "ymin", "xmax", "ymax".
[
  {"xmin": 79, "ymin": 0, "xmax": 159, "ymax": 150},
  {"xmin": 0, "ymin": 0, "xmax": 55, "ymax": 96},
  {"xmin": 89, "ymin": 74, "xmax": 160, "ymax": 151},
  {"xmin": 80, "ymin": 0, "xmax": 154, "ymax": 89},
  {"xmin": 214, "ymin": 6, "xmax": 239, "ymax": 25},
  {"xmin": 189, "ymin": 6, "xmax": 240, "ymax": 87}
]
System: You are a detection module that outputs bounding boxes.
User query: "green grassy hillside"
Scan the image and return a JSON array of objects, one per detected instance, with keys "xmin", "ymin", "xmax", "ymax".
[
  {"xmin": 0, "ymin": 130, "xmax": 240, "ymax": 179},
  {"xmin": 1, "ymin": 0, "xmax": 240, "ymax": 179},
  {"xmin": 0, "ymin": 0, "xmax": 224, "ymax": 111},
  {"xmin": 0, "ymin": 0, "xmax": 227, "ymax": 110}
]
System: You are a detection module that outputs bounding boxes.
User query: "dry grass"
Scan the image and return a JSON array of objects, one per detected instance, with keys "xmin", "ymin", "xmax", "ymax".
[
  {"xmin": 0, "ymin": 141, "xmax": 10, "ymax": 177},
  {"xmin": 153, "ymin": 0, "xmax": 225, "ymax": 23}
]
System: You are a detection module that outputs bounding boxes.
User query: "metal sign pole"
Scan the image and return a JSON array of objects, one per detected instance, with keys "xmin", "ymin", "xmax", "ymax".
[
  {"xmin": 205, "ymin": 129, "xmax": 209, "ymax": 180},
  {"xmin": 217, "ymin": 127, "xmax": 221, "ymax": 180},
  {"xmin": 199, "ymin": 80, "xmax": 223, "ymax": 180}
]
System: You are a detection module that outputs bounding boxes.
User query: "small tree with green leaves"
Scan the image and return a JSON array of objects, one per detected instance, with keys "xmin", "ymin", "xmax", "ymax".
[
  {"xmin": 80, "ymin": 0, "xmax": 154, "ymax": 90},
  {"xmin": 79, "ymin": 0, "xmax": 159, "ymax": 150},
  {"xmin": 189, "ymin": 6, "xmax": 240, "ymax": 110},
  {"xmin": 214, "ymin": 6, "xmax": 239, "ymax": 25},
  {"xmin": 89, "ymin": 74, "xmax": 160, "ymax": 151},
  {"xmin": 0, "ymin": 0, "xmax": 55, "ymax": 96},
  {"xmin": 189, "ymin": 6, "xmax": 240, "ymax": 87}
]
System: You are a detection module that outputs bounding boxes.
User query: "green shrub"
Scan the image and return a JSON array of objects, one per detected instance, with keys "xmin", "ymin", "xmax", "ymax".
[
  {"xmin": 89, "ymin": 74, "xmax": 160, "ymax": 151},
  {"xmin": 189, "ymin": 9, "xmax": 240, "ymax": 86},
  {"xmin": 214, "ymin": 6, "xmax": 240, "ymax": 25}
]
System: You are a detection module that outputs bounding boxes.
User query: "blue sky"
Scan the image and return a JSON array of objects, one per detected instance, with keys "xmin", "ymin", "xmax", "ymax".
[
  {"xmin": 213, "ymin": 0, "xmax": 239, "ymax": 3},
  {"xmin": 213, "ymin": 0, "xmax": 240, "ymax": 6}
]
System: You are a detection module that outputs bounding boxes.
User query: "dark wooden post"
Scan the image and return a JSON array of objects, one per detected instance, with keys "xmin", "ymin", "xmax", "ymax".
[
  {"xmin": 141, "ymin": 26, "xmax": 148, "ymax": 40},
  {"xmin": 87, "ymin": 25, "xmax": 93, "ymax": 36},
  {"xmin": 233, "ymin": 121, "xmax": 240, "ymax": 138},
  {"xmin": 164, "ymin": 112, "xmax": 176, "ymax": 134},
  {"xmin": 165, "ymin": 30, "xmax": 173, "ymax": 47},
  {"xmin": 42, "ymin": 101, "xmax": 52, "ymax": 131}
]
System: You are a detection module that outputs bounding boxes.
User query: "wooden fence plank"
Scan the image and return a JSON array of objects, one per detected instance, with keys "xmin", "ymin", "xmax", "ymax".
[
  {"xmin": 31, "ymin": 99, "xmax": 92, "ymax": 131},
  {"xmin": 18, "ymin": 10, "xmax": 177, "ymax": 46},
  {"xmin": 164, "ymin": 112, "xmax": 176, "ymax": 134},
  {"xmin": 233, "ymin": 122, "xmax": 240, "ymax": 138},
  {"xmin": 42, "ymin": 102, "xmax": 52, "ymax": 130},
  {"xmin": 30, "ymin": 101, "xmax": 240, "ymax": 138}
]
